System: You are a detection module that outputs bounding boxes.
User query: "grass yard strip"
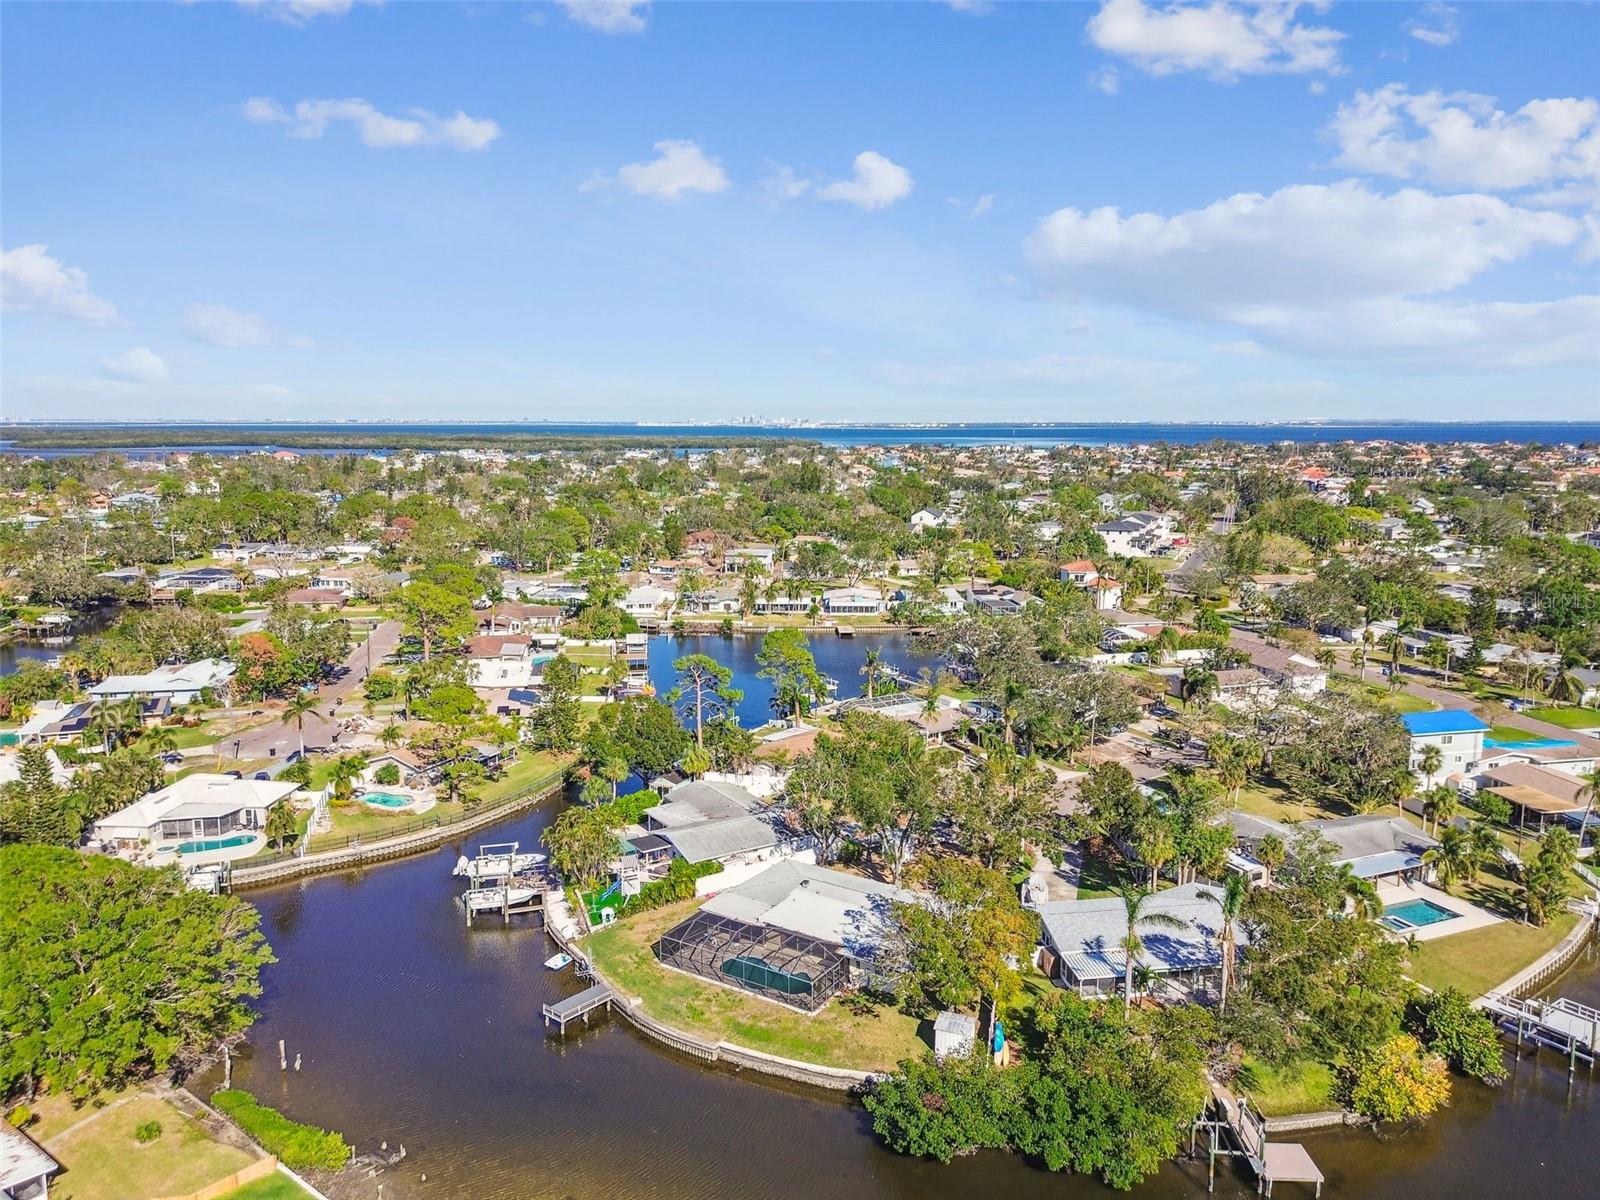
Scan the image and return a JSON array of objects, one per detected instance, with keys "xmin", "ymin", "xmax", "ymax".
[
  {"xmin": 1406, "ymin": 910, "xmax": 1579, "ymax": 998},
  {"xmin": 45, "ymin": 1094, "xmax": 256, "ymax": 1200},
  {"xmin": 585, "ymin": 898, "xmax": 927, "ymax": 1072},
  {"xmin": 1235, "ymin": 1056, "xmax": 1337, "ymax": 1117}
]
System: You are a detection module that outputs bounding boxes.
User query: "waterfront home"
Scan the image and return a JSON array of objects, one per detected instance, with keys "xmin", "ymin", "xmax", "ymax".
[
  {"xmin": 621, "ymin": 582, "xmax": 674, "ymax": 620},
  {"xmin": 1227, "ymin": 811, "xmax": 1439, "ymax": 887},
  {"xmin": 149, "ymin": 566, "xmax": 242, "ymax": 600},
  {"xmin": 961, "ymin": 583, "xmax": 1035, "ymax": 617},
  {"xmin": 0, "ymin": 1121, "xmax": 59, "ymax": 1200},
  {"xmin": 88, "ymin": 658, "xmax": 235, "ymax": 707},
  {"xmin": 1473, "ymin": 762, "xmax": 1598, "ymax": 844},
  {"xmin": 90, "ymin": 773, "xmax": 299, "ymax": 855},
  {"xmin": 821, "ymin": 586, "xmax": 886, "ymax": 617},
  {"xmin": 753, "ymin": 593, "xmax": 816, "ymax": 617},
  {"xmin": 654, "ymin": 859, "xmax": 915, "ymax": 1011},
  {"xmin": 632, "ymin": 780, "xmax": 786, "ymax": 868},
  {"xmin": 1034, "ymin": 882, "xmax": 1246, "ymax": 1000},
  {"xmin": 478, "ymin": 601, "xmax": 563, "ymax": 635},
  {"xmin": 362, "ymin": 748, "xmax": 428, "ymax": 787},
  {"xmin": 1402, "ymin": 710, "xmax": 1489, "ymax": 782}
]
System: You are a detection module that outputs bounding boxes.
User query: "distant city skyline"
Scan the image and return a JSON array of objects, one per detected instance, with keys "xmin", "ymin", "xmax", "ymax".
[{"xmin": 3, "ymin": 1, "xmax": 1598, "ymax": 421}]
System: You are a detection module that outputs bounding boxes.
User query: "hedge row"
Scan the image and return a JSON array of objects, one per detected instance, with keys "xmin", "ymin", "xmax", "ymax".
[{"xmin": 212, "ymin": 1088, "xmax": 351, "ymax": 1170}]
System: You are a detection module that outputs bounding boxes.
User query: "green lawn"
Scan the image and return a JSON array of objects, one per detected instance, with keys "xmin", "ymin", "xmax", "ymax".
[
  {"xmin": 478, "ymin": 751, "xmax": 568, "ymax": 803},
  {"xmin": 1407, "ymin": 909, "xmax": 1579, "ymax": 997},
  {"xmin": 1074, "ymin": 852, "xmax": 1132, "ymax": 899},
  {"xmin": 585, "ymin": 898, "xmax": 929, "ymax": 1071},
  {"xmin": 221, "ymin": 1174, "xmax": 316, "ymax": 1200},
  {"xmin": 307, "ymin": 798, "xmax": 465, "ymax": 849},
  {"xmin": 43, "ymin": 1094, "xmax": 257, "ymax": 1200},
  {"xmin": 1484, "ymin": 724, "xmax": 1567, "ymax": 745},
  {"xmin": 1235, "ymin": 1056, "xmax": 1336, "ymax": 1117},
  {"xmin": 1330, "ymin": 675, "xmax": 1435, "ymax": 713},
  {"xmin": 1525, "ymin": 706, "xmax": 1600, "ymax": 730}
]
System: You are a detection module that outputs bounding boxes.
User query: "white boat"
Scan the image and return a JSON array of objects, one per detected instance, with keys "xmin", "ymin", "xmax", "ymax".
[
  {"xmin": 544, "ymin": 953, "xmax": 573, "ymax": 971},
  {"xmin": 453, "ymin": 851, "xmax": 547, "ymax": 879}
]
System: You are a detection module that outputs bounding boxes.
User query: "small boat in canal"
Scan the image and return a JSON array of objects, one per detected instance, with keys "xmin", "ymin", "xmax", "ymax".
[{"xmin": 544, "ymin": 953, "xmax": 574, "ymax": 971}]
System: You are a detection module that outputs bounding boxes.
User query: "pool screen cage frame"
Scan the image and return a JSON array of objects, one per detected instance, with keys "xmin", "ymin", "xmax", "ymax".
[{"xmin": 654, "ymin": 910, "xmax": 850, "ymax": 1012}]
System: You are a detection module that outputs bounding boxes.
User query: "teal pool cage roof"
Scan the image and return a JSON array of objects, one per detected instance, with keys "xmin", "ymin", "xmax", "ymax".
[{"xmin": 655, "ymin": 910, "xmax": 850, "ymax": 1012}]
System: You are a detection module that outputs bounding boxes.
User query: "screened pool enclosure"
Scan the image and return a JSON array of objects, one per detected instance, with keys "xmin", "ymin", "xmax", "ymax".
[{"xmin": 654, "ymin": 910, "xmax": 851, "ymax": 1011}]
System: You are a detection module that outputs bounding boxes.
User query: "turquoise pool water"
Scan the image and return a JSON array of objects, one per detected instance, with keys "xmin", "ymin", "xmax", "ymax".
[
  {"xmin": 172, "ymin": 833, "xmax": 256, "ymax": 854},
  {"xmin": 1378, "ymin": 898, "xmax": 1459, "ymax": 932},
  {"xmin": 363, "ymin": 791, "xmax": 410, "ymax": 808},
  {"xmin": 1484, "ymin": 735, "xmax": 1576, "ymax": 750},
  {"xmin": 0, "ymin": 732, "xmax": 19, "ymax": 747}
]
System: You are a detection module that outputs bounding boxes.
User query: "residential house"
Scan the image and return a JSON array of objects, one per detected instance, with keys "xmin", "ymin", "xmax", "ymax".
[
  {"xmin": 1058, "ymin": 560, "xmax": 1124, "ymax": 611},
  {"xmin": 632, "ymin": 780, "xmax": 786, "ymax": 868},
  {"xmin": 910, "ymin": 508, "xmax": 954, "ymax": 532},
  {"xmin": 1245, "ymin": 644, "xmax": 1328, "ymax": 697},
  {"xmin": 0, "ymin": 1122, "xmax": 60, "ymax": 1200},
  {"xmin": 1034, "ymin": 883, "xmax": 1246, "ymax": 999},
  {"xmin": 283, "ymin": 587, "xmax": 347, "ymax": 610},
  {"xmin": 621, "ymin": 582, "xmax": 674, "ymax": 619},
  {"xmin": 1092, "ymin": 511, "xmax": 1172, "ymax": 557},
  {"xmin": 722, "ymin": 545, "xmax": 777, "ymax": 574},
  {"xmin": 149, "ymin": 566, "xmax": 241, "ymax": 600},
  {"xmin": 465, "ymin": 635, "xmax": 543, "ymax": 689},
  {"xmin": 1474, "ymin": 761, "xmax": 1597, "ymax": 844},
  {"xmin": 478, "ymin": 601, "xmax": 563, "ymax": 636},
  {"xmin": 1402, "ymin": 710, "xmax": 1489, "ymax": 782},
  {"xmin": 91, "ymin": 774, "xmax": 299, "ymax": 854},
  {"xmin": 1228, "ymin": 811, "xmax": 1439, "ymax": 887},
  {"xmin": 89, "ymin": 658, "xmax": 235, "ymax": 707},
  {"xmin": 654, "ymin": 859, "xmax": 913, "ymax": 1009},
  {"xmin": 821, "ymin": 586, "xmax": 886, "ymax": 616}
]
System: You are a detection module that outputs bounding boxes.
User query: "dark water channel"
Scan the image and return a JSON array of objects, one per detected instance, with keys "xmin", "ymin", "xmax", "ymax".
[{"xmin": 189, "ymin": 631, "xmax": 1599, "ymax": 1199}]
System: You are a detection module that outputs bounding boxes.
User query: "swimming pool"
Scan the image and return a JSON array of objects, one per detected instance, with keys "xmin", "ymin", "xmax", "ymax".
[
  {"xmin": 0, "ymin": 732, "xmax": 19, "ymax": 747},
  {"xmin": 363, "ymin": 791, "xmax": 411, "ymax": 808},
  {"xmin": 169, "ymin": 833, "xmax": 257, "ymax": 854},
  {"xmin": 1378, "ymin": 898, "xmax": 1460, "ymax": 932},
  {"xmin": 1484, "ymin": 735, "xmax": 1576, "ymax": 750}
]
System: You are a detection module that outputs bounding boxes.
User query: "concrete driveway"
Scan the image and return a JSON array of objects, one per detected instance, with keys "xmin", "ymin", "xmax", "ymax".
[{"xmin": 228, "ymin": 620, "xmax": 402, "ymax": 762}]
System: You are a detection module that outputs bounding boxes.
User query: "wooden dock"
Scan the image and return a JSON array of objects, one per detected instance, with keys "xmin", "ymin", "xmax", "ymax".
[
  {"xmin": 1481, "ymin": 991, "xmax": 1599, "ymax": 1075},
  {"xmin": 1193, "ymin": 1083, "xmax": 1324, "ymax": 1196},
  {"xmin": 542, "ymin": 983, "xmax": 614, "ymax": 1034}
]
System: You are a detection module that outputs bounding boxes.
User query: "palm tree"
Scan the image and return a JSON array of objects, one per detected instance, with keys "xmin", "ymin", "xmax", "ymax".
[
  {"xmin": 1116, "ymin": 884, "xmax": 1189, "ymax": 1015},
  {"xmin": 1180, "ymin": 664, "xmax": 1218, "ymax": 711},
  {"xmin": 1255, "ymin": 833, "xmax": 1286, "ymax": 886},
  {"xmin": 379, "ymin": 723, "xmax": 405, "ymax": 750},
  {"xmin": 1424, "ymin": 826, "xmax": 1476, "ymax": 893},
  {"xmin": 1417, "ymin": 743, "xmax": 1443, "ymax": 791},
  {"xmin": 1134, "ymin": 820, "xmax": 1177, "ymax": 889},
  {"xmin": 860, "ymin": 647, "xmax": 886, "ymax": 700},
  {"xmin": 140, "ymin": 724, "xmax": 179, "ymax": 760},
  {"xmin": 1205, "ymin": 874, "xmax": 1248, "ymax": 1012},
  {"xmin": 601, "ymin": 757, "xmax": 630, "ymax": 799},
  {"xmin": 1576, "ymin": 768, "xmax": 1599, "ymax": 854},
  {"xmin": 1337, "ymin": 863, "xmax": 1381, "ymax": 918},
  {"xmin": 264, "ymin": 798, "xmax": 298, "ymax": 851},
  {"xmin": 327, "ymin": 753, "xmax": 369, "ymax": 805},
  {"xmin": 1421, "ymin": 784, "xmax": 1457, "ymax": 837},
  {"xmin": 281, "ymin": 690, "xmax": 321, "ymax": 760}
]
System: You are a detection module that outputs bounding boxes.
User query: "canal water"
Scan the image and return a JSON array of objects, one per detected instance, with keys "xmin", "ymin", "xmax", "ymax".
[
  {"xmin": 644, "ymin": 630, "xmax": 931, "ymax": 728},
  {"xmin": 208, "ymin": 817, "xmax": 1600, "ymax": 1200}
]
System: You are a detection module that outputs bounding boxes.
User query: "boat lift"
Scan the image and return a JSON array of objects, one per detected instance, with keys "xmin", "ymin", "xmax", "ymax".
[
  {"xmin": 459, "ymin": 840, "xmax": 552, "ymax": 927},
  {"xmin": 1481, "ymin": 991, "xmax": 1599, "ymax": 1076},
  {"xmin": 1191, "ymin": 1085, "xmax": 1324, "ymax": 1197}
]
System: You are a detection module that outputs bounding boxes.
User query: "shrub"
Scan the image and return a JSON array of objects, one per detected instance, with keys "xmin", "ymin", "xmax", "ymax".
[
  {"xmin": 374, "ymin": 763, "xmax": 401, "ymax": 786},
  {"xmin": 134, "ymin": 1120, "xmax": 162, "ymax": 1143},
  {"xmin": 364, "ymin": 670, "xmax": 399, "ymax": 702},
  {"xmin": 1343, "ymin": 1035, "xmax": 1452, "ymax": 1123},
  {"xmin": 212, "ymin": 1089, "xmax": 351, "ymax": 1169},
  {"xmin": 632, "ymin": 859, "xmax": 722, "ymax": 912},
  {"xmin": 6, "ymin": 1105, "xmax": 33, "ymax": 1129},
  {"xmin": 1408, "ymin": 988, "xmax": 1506, "ymax": 1084}
]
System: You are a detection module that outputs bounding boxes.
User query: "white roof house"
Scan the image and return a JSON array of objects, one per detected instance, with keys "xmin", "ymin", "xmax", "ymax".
[
  {"xmin": 699, "ymin": 859, "xmax": 914, "ymax": 958},
  {"xmin": 88, "ymin": 658, "xmax": 235, "ymax": 705},
  {"xmin": 91, "ymin": 773, "xmax": 298, "ymax": 850},
  {"xmin": 1035, "ymin": 882, "xmax": 1247, "ymax": 996},
  {"xmin": 0, "ymin": 1122, "xmax": 59, "ymax": 1200}
]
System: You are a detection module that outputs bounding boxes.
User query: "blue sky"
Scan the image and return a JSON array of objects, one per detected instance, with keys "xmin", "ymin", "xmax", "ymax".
[{"xmin": 3, "ymin": 1, "xmax": 1598, "ymax": 422}]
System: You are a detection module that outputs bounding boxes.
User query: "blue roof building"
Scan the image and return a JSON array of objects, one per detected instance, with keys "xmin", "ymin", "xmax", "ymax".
[{"xmin": 1401, "ymin": 710, "xmax": 1490, "ymax": 736}]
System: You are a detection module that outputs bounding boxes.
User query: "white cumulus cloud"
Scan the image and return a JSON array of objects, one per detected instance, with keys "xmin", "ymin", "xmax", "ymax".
[
  {"xmin": 558, "ymin": 1, "xmax": 649, "ymax": 35},
  {"xmin": 1086, "ymin": 0, "xmax": 1344, "ymax": 82},
  {"xmin": 184, "ymin": 304, "xmax": 312, "ymax": 349},
  {"xmin": 236, "ymin": 0, "xmax": 383, "ymax": 26},
  {"xmin": 587, "ymin": 140, "xmax": 729, "ymax": 200},
  {"xmin": 243, "ymin": 97, "xmax": 502, "ymax": 152},
  {"xmin": 100, "ymin": 347, "xmax": 170, "ymax": 385},
  {"xmin": 1024, "ymin": 180, "xmax": 1598, "ymax": 366},
  {"xmin": 1327, "ymin": 85, "xmax": 1600, "ymax": 195},
  {"xmin": 817, "ymin": 151, "xmax": 914, "ymax": 211},
  {"xmin": 1, "ymin": 245, "xmax": 120, "ymax": 325}
]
